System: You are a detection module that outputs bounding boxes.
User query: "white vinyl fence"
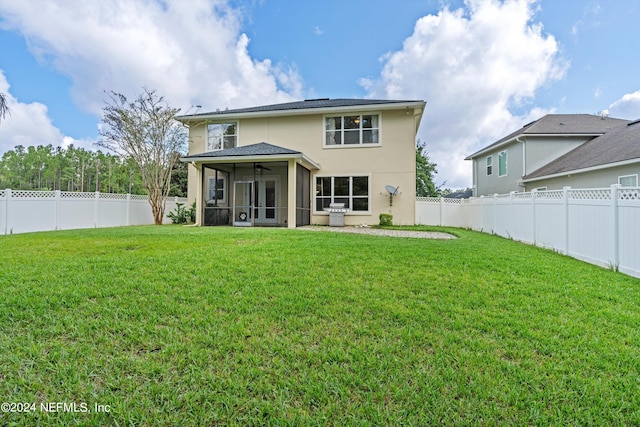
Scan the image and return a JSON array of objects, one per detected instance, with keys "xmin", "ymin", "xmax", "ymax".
[
  {"xmin": 0, "ymin": 189, "xmax": 188, "ymax": 235},
  {"xmin": 416, "ymin": 186, "xmax": 640, "ymax": 279}
]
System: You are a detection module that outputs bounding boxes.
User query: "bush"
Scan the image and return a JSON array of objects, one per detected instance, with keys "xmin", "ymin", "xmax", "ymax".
[
  {"xmin": 168, "ymin": 202, "xmax": 196, "ymax": 224},
  {"xmin": 379, "ymin": 213, "xmax": 393, "ymax": 227}
]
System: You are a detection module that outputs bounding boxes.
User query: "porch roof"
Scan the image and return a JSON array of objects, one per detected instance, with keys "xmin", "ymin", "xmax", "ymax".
[{"xmin": 181, "ymin": 142, "xmax": 320, "ymax": 170}]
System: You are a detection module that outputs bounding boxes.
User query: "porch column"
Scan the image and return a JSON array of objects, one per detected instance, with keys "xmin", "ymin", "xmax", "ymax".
[
  {"xmin": 194, "ymin": 162, "xmax": 203, "ymax": 226},
  {"xmin": 287, "ymin": 159, "xmax": 296, "ymax": 228}
]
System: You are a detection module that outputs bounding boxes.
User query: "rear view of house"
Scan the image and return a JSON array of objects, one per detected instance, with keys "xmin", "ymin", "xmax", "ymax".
[{"xmin": 177, "ymin": 98, "xmax": 425, "ymax": 228}]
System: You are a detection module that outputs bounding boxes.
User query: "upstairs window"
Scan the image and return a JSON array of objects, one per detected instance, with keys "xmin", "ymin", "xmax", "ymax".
[
  {"xmin": 498, "ymin": 151, "xmax": 508, "ymax": 176},
  {"xmin": 486, "ymin": 156, "xmax": 493, "ymax": 175},
  {"xmin": 325, "ymin": 114, "xmax": 379, "ymax": 146},
  {"xmin": 207, "ymin": 122, "xmax": 237, "ymax": 151}
]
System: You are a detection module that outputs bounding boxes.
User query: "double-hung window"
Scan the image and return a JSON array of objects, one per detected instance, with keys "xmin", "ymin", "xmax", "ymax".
[
  {"xmin": 498, "ymin": 151, "xmax": 507, "ymax": 176},
  {"xmin": 207, "ymin": 122, "xmax": 237, "ymax": 151},
  {"xmin": 486, "ymin": 156, "xmax": 493, "ymax": 175},
  {"xmin": 325, "ymin": 114, "xmax": 379, "ymax": 146},
  {"xmin": 315, "ymin": 176, "xmax": 369, "ymax": 212}
]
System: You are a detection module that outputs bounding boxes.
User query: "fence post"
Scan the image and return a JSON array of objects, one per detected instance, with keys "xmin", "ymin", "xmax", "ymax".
[
  {"xmin": 439, "ymin": 197, "xmax": 445, "ymax": 226},
  {"xmin": 611, "ymin": 184, "xmax": 620, "ymax": 270},
  {"xmin": 492, "ymin": 194, "xmax": 498, "ymax": 234},
  {"xmin": 531, "ymin": 189, "xmax": 537, "ymax": 246},
  {"xmin": 55, "ymin": 190, "xmax": 61, "ymax": 231},
  {"xmin": 94, "ymin": 191, "xmax": 100, "ymax": 228},
  {"xmin": 4, "ymin": 189, "xmax": 10, "ymax": 235},
  {"xmin": 509, "ymin": 191, "xmax": 516, "ymax": 237},
  {"xmin": 562, "ymin": 187, "xmax": 570, "ymax": 255},
  {"xmin": 126, "ymin": 193, "xmax": 131, "ymax": 226}
]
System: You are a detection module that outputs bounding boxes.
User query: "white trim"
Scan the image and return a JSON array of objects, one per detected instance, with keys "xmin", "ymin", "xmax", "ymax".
[
  {"xmin": 498, "ymin": 150, "xmax": 508, "ymax": 177},
  {"xmin": 207, "ymin": 176, "xmax": 227, "ymax": 204},
  {"xmin": 521, "ymin": 158, "xmax": 640, "ymax": 183},
  {"xmin": 619, "ymin": 174, "xmax": 638, "ymax": 187},
  {"xmin": 323, "ymin": 112, "xmax": 381, "ymax": 148},
  {"xmin": 177, "ymin": 101, "xmax": 425, "ymax": 122},
  {"xmin": 313, "ymin": 173, "xmax": 372, "ymax": 215},
  {"xmin": 205, "ymin": 121, "xmax": 238, "ymax": 151},
  {"xmin": 182, "ymin": 153, "xmax": 321, "ymax": 170}
]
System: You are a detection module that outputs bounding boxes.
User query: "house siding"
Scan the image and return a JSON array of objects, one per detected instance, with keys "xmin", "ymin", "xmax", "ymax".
[{"xmin": 524, "ymin": 163, "xmax": 640, "ymax": 190}]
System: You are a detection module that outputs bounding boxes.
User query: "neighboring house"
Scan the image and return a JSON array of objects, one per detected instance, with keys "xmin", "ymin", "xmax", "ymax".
[
  {"xmin": 465, "ymin": 114, "xmax": 630, "ymax": 196},
  {"xmin": 522, "ymin": 118, "xmax": 640, "ymax": 189},
  {"xmin": 176, "ymin": 98, "xmax": 426, "ymax": 228}
]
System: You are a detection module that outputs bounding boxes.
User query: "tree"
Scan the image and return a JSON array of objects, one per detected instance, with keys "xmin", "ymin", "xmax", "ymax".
[
  {"xmin": 99, "ymin": 88, "xmax": 187, "ymax": 224},
  {"xmin": 416, "ymin": 140, "xmax": 440, "ymax": 197},
  {"xmin": 0, "ymin": 93, "xmax": 9, "ymax": 123}
]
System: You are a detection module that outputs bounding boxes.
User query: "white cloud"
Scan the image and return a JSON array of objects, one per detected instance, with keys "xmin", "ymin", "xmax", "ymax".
[
  {"xmin": 0, "ymin": 70, "xmax": 95, "ymax": 153},
  {"xmin": 361, "ymin": 0, "xmax": 567, "ymax": 189},
  {"xmin": 0, "ymin": 0, "xmax": 303, "ymax": 116},
  {"xmin": 606, "ymin": 90, "xmax": 640, "ymax": 120}
]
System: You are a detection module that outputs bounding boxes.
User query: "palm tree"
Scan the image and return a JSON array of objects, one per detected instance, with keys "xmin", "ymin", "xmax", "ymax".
[{"xmin": 0, "ymin": 93, "xmax": 9, "ymax": 123}]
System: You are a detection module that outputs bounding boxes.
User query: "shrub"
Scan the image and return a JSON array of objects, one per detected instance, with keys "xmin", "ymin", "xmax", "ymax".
[
  {"xmin": 168, "ymin": 202, "xmax": 196, "ymax": 224},
  {"xmin": 379, "ymin": 213, "xmax": 393, "ymax": 227}
]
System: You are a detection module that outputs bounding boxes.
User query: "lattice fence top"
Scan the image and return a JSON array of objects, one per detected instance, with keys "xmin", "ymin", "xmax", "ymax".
[
  {"xmin": 416, "ymin": 197, "xmax": 442, "ymax": 203},
  {"xmin": 535, "ymin": 190, "xmax": 564, "ymax": 199},
  {"xmin": 60, "ymin": 191, "xmax": 96, "ymax": 199},
  {"xmin": 619, "ymin": 188, "xmax": 640, "ymax": 200},
  {"xmin": 416, "ymin": 197, "xmax": 463, "ymax": 204},
  {"xmin": 11, "ymin": 190, "xmax": 56, "ymax": 198},
  {"xmin": 513, "ymin": 192, "xmax": 533, "ymax": 200},
  {"xmin": 570, "ymin": 189, "xmax": 611, "ymax": 200},
  {"xmin": 130, "ymin": 195, "xmax": 149, "ymax": 201},
  {"xmin": 0, "ymin": 190, "xmax": 4, "ymax": 198},
  {"xmin": 100, "ymin": 193, "xmax": 129, "ymax": 200}
]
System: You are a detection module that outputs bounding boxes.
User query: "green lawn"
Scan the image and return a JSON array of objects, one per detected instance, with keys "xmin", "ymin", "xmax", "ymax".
[{"xmin": 0, "ymin": 226, "xmax": 638, "ymax": 425}]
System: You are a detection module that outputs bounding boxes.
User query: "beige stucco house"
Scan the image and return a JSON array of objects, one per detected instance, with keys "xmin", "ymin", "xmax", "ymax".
[
  {"xmin": 177, "ymin": 98, "xmax": 426, "ymax": 228},
  {"xmin": 465, "ymin": 114, "xmax": 632, "ymax": 196}
]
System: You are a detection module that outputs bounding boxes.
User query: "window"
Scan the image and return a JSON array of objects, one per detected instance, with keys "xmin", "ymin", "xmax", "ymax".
[
  {"xmin": 498, "ymin": 151, "xmax": 507, "ymax": 176},
  {"xmin": 208, "ymin": 177, "xmax": 226, "ymax": 203},
  {"xmin": 315, "ymin": 176, "xmax": 369, "ymax": 212},
  {"xmin": 207, "ymin": 122, "xmax": 237, "ymax": 151},
  {"xmin": 619, "ymin": 174, "xmax": 638, "ymax": 187},
  {"xmin": 325, "ymin": 114, "xmax": 379, "ymax": 146},
  {"xmin": 486, "ymin": 156, "xmax": 493, "ymax": 175}
]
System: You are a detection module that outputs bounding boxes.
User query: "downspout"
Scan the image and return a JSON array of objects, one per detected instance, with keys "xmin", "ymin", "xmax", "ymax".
[{"xmin": 517, "ymin": 136, "xmax": 526, "ymax": 191}]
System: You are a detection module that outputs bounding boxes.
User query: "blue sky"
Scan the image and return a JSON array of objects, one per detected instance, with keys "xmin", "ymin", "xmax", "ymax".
[{"xmin": 1, "ymin": 0, "xmax": 639, "ymax": 189}]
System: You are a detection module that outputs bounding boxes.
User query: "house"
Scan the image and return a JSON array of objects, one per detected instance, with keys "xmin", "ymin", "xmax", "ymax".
[
  {"xmin": 465, "ymin": 114, "xmax": 630, "ymax": 196},
  {"xmin": 522, "ymin": 119, "xmax": 640, "ymax": 189},
  {"xmin": 176, "ymin": 98, "xmax": 426, "ymax": 228}
]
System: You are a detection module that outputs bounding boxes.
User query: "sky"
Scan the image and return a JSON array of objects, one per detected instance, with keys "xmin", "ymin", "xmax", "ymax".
[{"xmin": 1, "ymin": 0, "xmax": 639, "ymax": 190}]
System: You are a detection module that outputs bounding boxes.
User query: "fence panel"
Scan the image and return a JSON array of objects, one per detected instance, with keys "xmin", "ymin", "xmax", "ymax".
[
  {"xmin": 567, "ymin": 189, "xmax": 614, "ymax": 268},
  {"xmin": 0, "ymin": 189, "xmax": 187, "ymax": 235},
  {"xmin": 618, "ymin": 188, "xmax": 640, "ymax": 277},
  {"xmin": 415, "ymin": 186, "xmax": 640, "ymax": 279}
]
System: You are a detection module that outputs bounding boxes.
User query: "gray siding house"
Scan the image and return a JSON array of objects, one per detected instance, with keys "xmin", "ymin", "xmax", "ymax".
[
  {"xmin": 466, "ymin": 114, "xmax": 631, "ymax": 196},
  {"xmin": 522, "ymin": 119, "xmax": 640, "ymax": 189}
]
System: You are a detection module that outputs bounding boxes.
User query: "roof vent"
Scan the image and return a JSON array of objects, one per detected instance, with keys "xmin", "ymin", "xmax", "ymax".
[{"xmin": 304, "ymin": 98, "xmax": 330, "ymax": 102}]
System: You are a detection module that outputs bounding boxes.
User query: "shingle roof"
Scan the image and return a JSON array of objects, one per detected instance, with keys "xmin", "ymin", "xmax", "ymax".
[
  {"xmin": 466, "ymin": 114, "xmax": 630, "ymax": 159},
  {"xmin": 524, "ymin": 120, "xmax": 640, "ymax": 180},
  {"xmin": 177, "ymin": 98, "xmax": 424, "ymax": 119},
  {"xmin": 181, "ymin": 142, "xmax": 301, "ymax": 160}
]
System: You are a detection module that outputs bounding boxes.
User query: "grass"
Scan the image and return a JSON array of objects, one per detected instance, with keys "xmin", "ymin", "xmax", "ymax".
[{"xmin": 0, "ymin": 225, "xmax": 638, "ymax": 425}]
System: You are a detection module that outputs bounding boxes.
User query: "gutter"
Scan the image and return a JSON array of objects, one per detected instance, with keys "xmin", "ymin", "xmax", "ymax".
[{"xmin": 176, "ymin": 101, "xmax": 426, "ymax": 122}]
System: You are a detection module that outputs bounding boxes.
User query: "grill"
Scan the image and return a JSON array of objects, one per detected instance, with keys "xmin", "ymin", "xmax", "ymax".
[{"xmin": 325, "ymin": 202, "xmax": 349, "ymax": 227}]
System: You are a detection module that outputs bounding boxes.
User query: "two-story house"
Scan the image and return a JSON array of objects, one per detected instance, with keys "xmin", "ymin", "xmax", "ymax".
[
  {"xmin": 465, "ymin": 114, "xmax": 630, "ymax": 196},
  {"xmin": 177, "ymin": 98, "xmax": 426, "ymax": 228}
]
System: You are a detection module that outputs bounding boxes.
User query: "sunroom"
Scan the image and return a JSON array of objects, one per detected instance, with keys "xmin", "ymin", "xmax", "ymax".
[{"xmin": 181, "ymin": 143, "xmax": 320, "ymax": 228}]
